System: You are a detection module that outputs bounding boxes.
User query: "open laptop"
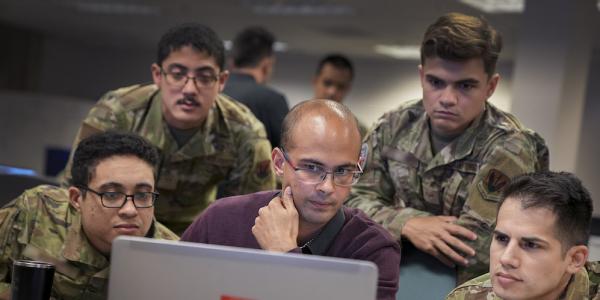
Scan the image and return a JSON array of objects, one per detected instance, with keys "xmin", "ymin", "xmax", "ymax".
[{"xmin": 108, "ymin": 236, "xmax": 378, "ymax": 300}]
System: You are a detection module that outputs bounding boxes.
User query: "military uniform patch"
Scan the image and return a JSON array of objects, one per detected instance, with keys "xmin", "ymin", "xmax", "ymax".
[
  {"xmin": 484, "ymin": 169, "xmax": 510, "ymax": 193},
  {"xmin": 256, "ymin": 160, "xmax": 271, "ymax": 179}
]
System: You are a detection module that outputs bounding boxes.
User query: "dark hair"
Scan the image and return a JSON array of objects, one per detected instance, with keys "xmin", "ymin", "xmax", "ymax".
[
  {"xmin": 499, "ymin": 171, "xmax": 593, "ymax": 249},
  {"xmin": 316, "ymin": 54, "xmax": 354, "ymax": 80},
  {"xmin": 420, "ymin": 13, "xmax": 502, "ymax": 77},
  {"xmin": 157, "ymin": 23, "xmax": 225, "ymax": 70},
  {"xmin": 280, "ymin": 100, "xmax": 360, "ymax": 151},
  {"xmin": 231, "ymin": 26, "xmax": 275, "ymax": 68},
  {"xmin": 71, "ymin": 131, "xmax": 159, "ymax": 188}
]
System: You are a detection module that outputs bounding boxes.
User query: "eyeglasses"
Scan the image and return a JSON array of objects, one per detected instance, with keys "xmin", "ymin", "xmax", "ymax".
[
  {"xmin": 78, "ymin": 186, "xmax": 158, "ymax": 208},
  {"xmin": 160, "ymin": 67, "xmax": 220, "ymax": 90},
  {"xmin": 281, "ymin": 149, "xmax": 363, "ymax": 187}
]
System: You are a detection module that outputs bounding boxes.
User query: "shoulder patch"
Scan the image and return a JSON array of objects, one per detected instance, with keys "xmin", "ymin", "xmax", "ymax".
[
  {"xmin": 477, "ymin": 168, "xmax": 510, "ymax": 202},
  {"xmin": 484, "ymin": 169, "xmax": 510, "ymax": 193}
]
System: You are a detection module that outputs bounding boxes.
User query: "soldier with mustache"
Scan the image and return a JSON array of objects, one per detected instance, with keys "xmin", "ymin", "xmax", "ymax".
[{"xmin": 61, "ymin": 23, "xmax": 276, "ymax": 234}]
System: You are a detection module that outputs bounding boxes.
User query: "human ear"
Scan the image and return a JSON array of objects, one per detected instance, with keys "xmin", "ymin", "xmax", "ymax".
[
  {"xmin": 565, "ymin": 245, "xmax": 589, "ymax": 274},
  {"xmin": 271, "ymin": 148, "xmax": 285, "ymax": 176},
  {"xmin": 68, "ymin": 186, "xmax": 83, "ymax": 211}
]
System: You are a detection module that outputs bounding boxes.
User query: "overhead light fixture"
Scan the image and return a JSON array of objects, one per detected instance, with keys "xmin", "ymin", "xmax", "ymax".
[
  {"xmin": 223, "ymin": 40, "xmax": 288, "ymax": 52},
  {"xmin": 459, "ymin": 0, "xmax": 524, "ymax": 13},
  {"xmin": 374, "ymin": 45, "xmax": 420, "ymax": 60},
  {"xmin": 246, "ymin": 2, "xmax": 354, "ymax": 16},
  {"xmin": 71, "ymin": 2, "xmax": 160, "ymax": 15}
]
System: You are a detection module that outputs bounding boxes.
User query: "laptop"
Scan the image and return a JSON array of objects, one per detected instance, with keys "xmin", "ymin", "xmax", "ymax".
[{"xmin": 108, "ymin": 236, "xmax": 378, "ymax": 300}]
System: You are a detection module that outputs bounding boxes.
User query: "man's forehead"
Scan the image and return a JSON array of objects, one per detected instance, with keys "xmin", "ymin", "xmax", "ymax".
[
  {"xmin": 162, "ymin": 47, "xmax": 220, "ymax": 71},
  {"xmin": 496, "ymin": 198, "xmax": 559, "ymax": 237}
]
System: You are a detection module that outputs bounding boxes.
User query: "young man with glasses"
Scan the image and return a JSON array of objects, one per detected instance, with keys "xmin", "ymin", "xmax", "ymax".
[
  {"xmin": 0, "ymin": 132, "xmax": 177, "ymax": 299},
  {"xmin": 62, "ymin": 23, "xmax": 276, "ymax": 234},
  {"xmin": 182, "ymin": 99, "xmax": 401, "ymax": 300}
]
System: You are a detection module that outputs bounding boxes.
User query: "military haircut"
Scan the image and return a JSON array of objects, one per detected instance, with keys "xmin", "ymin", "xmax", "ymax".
[
  {"xmin": 280, "ymin": 99, "xmax": 360, "ymax": 151},
  {"xmin": 70, "ymin": 131, "xmax": 159, "ymax": 188},
  {"xmin": 231, "ymin": 26, "xmax": 275, "ymax": 68},
  {"xmin": 157, "ymin": 23, "xmax": 225, "ymax": 70},
  {"xmin": 316, "ymin": 53, "xmax": 354, "ymax": 80},
  {"xmin": 420, "ymin": 12, "xmax": 503, "ymax": 77},
  {"xmin": 499, "ymin": 171, "xmax": 593, "ymax": 251}
]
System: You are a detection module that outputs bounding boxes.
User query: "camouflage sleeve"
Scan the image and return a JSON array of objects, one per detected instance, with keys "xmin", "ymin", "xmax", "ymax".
[
  {"xmin": 0, "ymin": 192, "xmax": 39, "ymax": 294},
  {"xmin": 455, "ymin": 133, "xmax": 540, "ymax": 283},
  {"xmin": 218, "ymin": 121, "xmax": 276, "ymax": 197},
  {"xmin": 346, "ymin": 118, "xmax": 432, "ymax": 242},
  {"xmin": 445, "ymin": 273, "xmax": 494, "ymax": 300},
  {"xmin": 60, "ymin": 90, "xmax": 132, "ymax": 185}
]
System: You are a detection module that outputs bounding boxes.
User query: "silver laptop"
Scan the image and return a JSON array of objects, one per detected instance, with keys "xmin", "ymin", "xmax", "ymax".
[{"xmin": 108, "ymin": 236, "xmax": 378, "ymax": 300}]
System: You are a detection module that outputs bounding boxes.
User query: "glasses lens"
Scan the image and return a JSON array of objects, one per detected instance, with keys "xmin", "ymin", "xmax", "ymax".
[
  {"xmin": 101, "ymin": 192, "xmax": 126, "ymax": 208},
  {"xmin": 133, "ymin": 192, "xmax": 155, "ymax": 208}
]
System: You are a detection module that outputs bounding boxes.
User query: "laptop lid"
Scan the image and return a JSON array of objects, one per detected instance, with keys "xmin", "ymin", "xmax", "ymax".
[{"xmin": 108, "ymin": 236, "xmax": 378, "ymax": 300}]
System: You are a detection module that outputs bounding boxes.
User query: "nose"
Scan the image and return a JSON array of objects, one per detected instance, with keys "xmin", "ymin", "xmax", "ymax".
[
  {"xmin": 118, "ymin": 198, "xmax": 139, "ymax": 218},
  {"xmin": 316, "ymin": 173, "xmax": 336, "ymax": 194},
  {"xmin": 325, "ymin": 86, "xmax": 339, "ymax": 99},
  {"xmin": 498, "ymin": 242, "xmax": 520, "ymax": 269},
  {"xmin": 439, "ymin": 86, "xmax": 458, "ymax": 107},
  {"xmin": 182, "ymin": 77, "xmax": 198, "ymax": 94}
]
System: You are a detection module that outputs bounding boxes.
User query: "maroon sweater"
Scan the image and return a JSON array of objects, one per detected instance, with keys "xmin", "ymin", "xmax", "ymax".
[{"xmin": 181, "ymin": 190, "xmax": 401, "ymax": 300}]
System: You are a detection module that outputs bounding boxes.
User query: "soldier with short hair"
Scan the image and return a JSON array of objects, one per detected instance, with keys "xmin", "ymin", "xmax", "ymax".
[
  {"xmin": 446, "ymin": 171, "xmax": 600, "ymax": 300},
  {"xmin": 0, "ymin": 132, "xmax": 178, "ymax": 300},
  {"xmin": 62, "ymin": 23, "xmax": 276, "ymax": 234},
  {"xmin": 346, "ymin": 12, "xmax": 549, "ymax": 284}
]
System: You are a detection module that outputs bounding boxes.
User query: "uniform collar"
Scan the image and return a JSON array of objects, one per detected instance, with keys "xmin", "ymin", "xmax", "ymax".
[
  {"xmin": 561, "ymin": 266, "xmax": 590, "ymax": 300},
  {"xmin": 62, "ymin": 206, "xmax": 109, "ymax": 269},
  {"xmin": 140, "ymin": 91, "xmax": 231, "ymax": 161},
  {"xmin": 402, "ymin": 101, "xmax": 488, "ymax": 170}
]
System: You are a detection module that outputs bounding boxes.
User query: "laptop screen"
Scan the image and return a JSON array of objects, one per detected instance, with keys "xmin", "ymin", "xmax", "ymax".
[{"xmin": 108, "ymin": 236, "xmax": 378, "ymax": 300}]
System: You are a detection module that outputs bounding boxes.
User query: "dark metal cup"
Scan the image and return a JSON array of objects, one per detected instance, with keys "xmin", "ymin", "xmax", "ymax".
[{"xmin": 11, "ymin": 260, "xmax": 55, "ymax": 300}]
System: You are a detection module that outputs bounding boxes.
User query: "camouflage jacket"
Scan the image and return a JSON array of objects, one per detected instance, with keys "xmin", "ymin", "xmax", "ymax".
[
  {"xmin": 0, "ymin": 185, "xmax": 178, "ymax": 300},
  {"xmin": 446, "ymin": 262, "xmax": 600, "ymax": 299},
  {"xmin": 346, "ymin": 99, "xmax": 548, "ymax": 284},
  {"xmin": 62, "ymin": 84, "xmax": 276, "ymax": 233}
]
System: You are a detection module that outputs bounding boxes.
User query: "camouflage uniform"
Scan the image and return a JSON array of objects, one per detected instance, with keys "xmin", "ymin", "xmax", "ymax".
[
  {"xmin": 62, "ymin": 84, "xmax": 276, "ymax": 233},
  {"xmin": 446, "ymin": 261, "xmax": 600, "ymax": 299},
  {"xmin": 0, "ymin": 185, "xmax": 178, "ymax": 300},
  {"xmin": 346, "ymin": 99, "xmax": 548, "ymax": 284}
]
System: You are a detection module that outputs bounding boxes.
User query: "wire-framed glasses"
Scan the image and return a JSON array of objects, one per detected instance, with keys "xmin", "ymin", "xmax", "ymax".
[{"xmin": 281, "ymin": 149, "xmax": 363, "ymax": 187}]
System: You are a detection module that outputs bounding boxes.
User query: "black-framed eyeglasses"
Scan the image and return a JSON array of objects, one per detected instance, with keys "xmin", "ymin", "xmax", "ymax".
[
  {"xmin": 160, "ymin": 67, "xmax": 220, "ymax": 90},
  {"xmin": 280, "ymin": 149, "xmax": 363, "ymax": 187},
  {"xmin": 77, "ymin": 186, "xmax": 158, "ymax": 208}
]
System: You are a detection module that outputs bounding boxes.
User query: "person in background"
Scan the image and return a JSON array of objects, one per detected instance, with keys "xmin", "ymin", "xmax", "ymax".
[
  {"xmin": 182, "ymin": 100, "xmax": 401, "ymax": 300},
  {"xmin": 312, "ymin": 53, "xmax": 368, "ymax": 136},
  {"xmin": 61, "ymin": 23, "xmax": 275, "ymax": 234},
  {"xmin": 224, "ymin": 26, "xmax": 289, "ymax": 148},
  {"xmin": 0, "ymin": 132, "xmax": 178, "ymax": 299},
  {"xmin": 346, "ymin": 12, "xmax": 549, "ymax": 284},
  {"xmin": 446, "ymin": 171, "xmax": 599, "ymax": 300}
]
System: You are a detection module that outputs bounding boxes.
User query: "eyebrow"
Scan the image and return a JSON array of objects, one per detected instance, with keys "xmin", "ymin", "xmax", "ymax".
[
  {"xmin": 297, "ymin": 158, "xmax": 357, "ymax": 170},
  {"xmin": 98, "ymin": 182, "xmax": 153, "ymax": 191},
  {"xmin": 425, "ymin": 74, "xmax": 480, "ymax": 85},
  {"xmin": 167, "ymin": 64, "xmax": 218, "ymax": 74},
  {"xmin": 493, "ymin": 230, "xmax": 550, "ymax": 246}
]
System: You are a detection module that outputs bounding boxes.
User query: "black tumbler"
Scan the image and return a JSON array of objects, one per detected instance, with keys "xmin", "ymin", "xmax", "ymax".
[{"xmin": 11, "ymin": 260, "xmax": 55, "ymax": 300}]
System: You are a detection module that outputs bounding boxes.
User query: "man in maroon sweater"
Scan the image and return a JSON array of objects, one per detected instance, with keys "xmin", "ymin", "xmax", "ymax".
[{"xmin": 182, "ymin": 99, "xmax": 400, "ymax": 300}]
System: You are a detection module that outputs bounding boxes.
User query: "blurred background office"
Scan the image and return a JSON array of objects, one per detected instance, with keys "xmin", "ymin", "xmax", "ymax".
[{"xmin": 0, "ymin": 0, "xmax": 599, "ymax": 220}]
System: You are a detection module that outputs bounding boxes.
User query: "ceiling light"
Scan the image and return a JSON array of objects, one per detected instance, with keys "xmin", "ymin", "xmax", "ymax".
[
  {"xmin": 459, "ymin": 0, "xmax": 524, "ymax": 13},
  {"xmin": 223, "ymin": 40, "xmax": 287, "ymax": 52},
  {"xmin": 374, "ymin": 45, "xmax": 420, "ymax": 60},
  {"xmin": 72, "ymin": 2, "xmax": 160, "ymax": 15}
]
